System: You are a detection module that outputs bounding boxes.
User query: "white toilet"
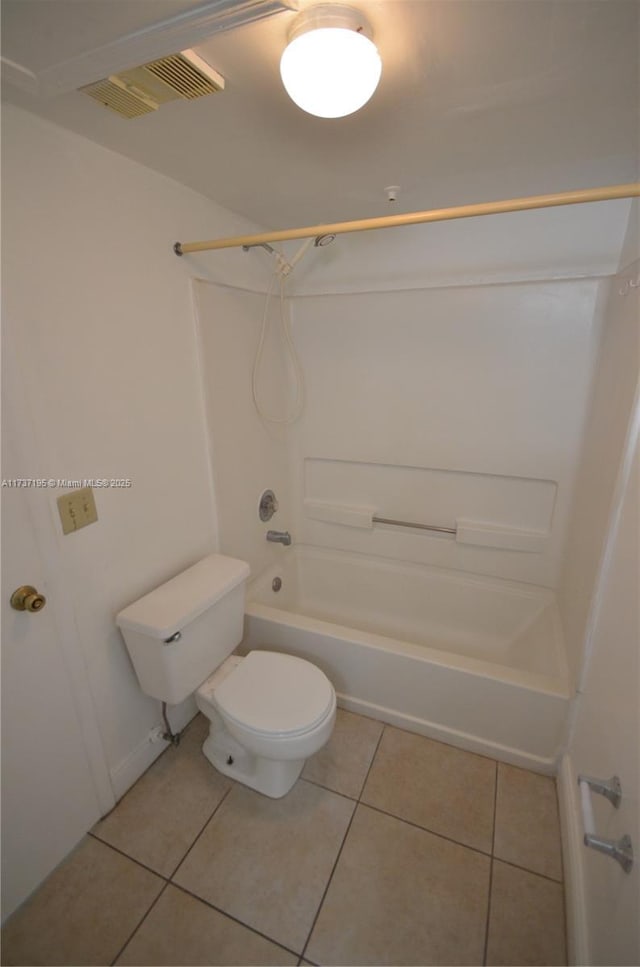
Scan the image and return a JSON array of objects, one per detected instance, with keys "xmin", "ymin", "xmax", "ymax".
[{"xmin": 116, "ymin": 553, "xmax": 336, "ymax": 798}]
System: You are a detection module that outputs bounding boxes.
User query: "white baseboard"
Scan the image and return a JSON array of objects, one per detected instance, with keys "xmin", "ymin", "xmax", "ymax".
[
  {"xmin": 337, "ymin": 693, "xmax": 558, "ymax": 775},
  {"xmin": 109, "ymin": 699, "xmax": 198, "ymax": 802},
  {"xmin": 557, "ymin": 753, "xmax": 590, "ymax": 965}
]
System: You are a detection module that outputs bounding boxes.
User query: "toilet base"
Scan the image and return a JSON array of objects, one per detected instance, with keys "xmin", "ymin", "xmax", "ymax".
[{"xmin": 202, "ymin": 728, "xmax": 305, "ymax": 799}]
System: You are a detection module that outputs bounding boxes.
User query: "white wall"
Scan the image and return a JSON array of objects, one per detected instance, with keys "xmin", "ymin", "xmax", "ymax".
[
  {"xmin": 289, "ymin": 199, "xmax": 632, "ymax": 297},
  {"xmin": 558, "ymin": 201, "xmax": 639, "ymax": 965},
  {"xmin": 193, "ymin": 280, "xmax": 293, "ymax": 577},
  {"xmin": 559, "ymin": 406, "xmax": 639, "ymax": 966},
  {"xmin": 558, "ymin": 212, "xmax": 640, "ymax": 683},
  {"xmin": 288, "ymin": 279, "xmax": 605, "ymax": 587},
  {"xmin": 1, "ymin": 104, "xmax": 267, "ymax": 798},
  {"xmin": 618, "ymin": 197, "xmax": 639, "ymax": 272},
  {"xmin": 573, "ymin": 422, "xmax": 638, "ymax": 965}
]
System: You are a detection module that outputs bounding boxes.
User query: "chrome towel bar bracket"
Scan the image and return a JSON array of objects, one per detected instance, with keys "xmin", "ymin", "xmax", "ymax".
[
  {"xmin": 579, "ymin": 773, "xmax": 622, "ymax": 808},
  {"xmin": 578, "ymin": 774, "xmax": 634, "ymax": 873}
]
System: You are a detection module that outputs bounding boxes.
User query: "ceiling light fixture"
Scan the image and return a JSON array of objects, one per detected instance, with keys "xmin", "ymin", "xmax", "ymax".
[{"xmin": 280, "ymin": 3, "xmax": 382, "ymax": 118}]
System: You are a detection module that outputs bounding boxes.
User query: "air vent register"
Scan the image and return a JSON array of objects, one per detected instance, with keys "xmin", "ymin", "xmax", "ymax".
[{"xmin": 80, "ymin": 48, "xmax": 224, "ymax": 119}]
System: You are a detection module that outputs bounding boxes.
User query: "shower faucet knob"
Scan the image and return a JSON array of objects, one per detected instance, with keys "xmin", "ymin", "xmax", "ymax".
[{"xmin": 259, "ymin": 490, "xmax": 278, "ymax": 522}]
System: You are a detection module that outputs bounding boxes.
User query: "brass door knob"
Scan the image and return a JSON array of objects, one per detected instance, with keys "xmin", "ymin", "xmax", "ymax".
[{"xmin": 10, "ymin": 585, "xmax": 46, "ymax": 612}]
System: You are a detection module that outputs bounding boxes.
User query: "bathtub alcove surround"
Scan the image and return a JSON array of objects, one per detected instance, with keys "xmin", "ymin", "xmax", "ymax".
[{"xmin": 196, "ymin": 264, "xmax": 612, "ymax": 773}]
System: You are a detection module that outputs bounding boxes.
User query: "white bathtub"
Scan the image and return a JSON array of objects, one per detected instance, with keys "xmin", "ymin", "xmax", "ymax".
[{"xmin": 243, "ymin": 545, "xmax": 571, "ymax": 772}]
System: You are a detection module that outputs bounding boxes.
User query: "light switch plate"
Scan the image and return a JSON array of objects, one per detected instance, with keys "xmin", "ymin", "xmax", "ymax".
[{"xmin": 57, "ymin": 487, "xmax": 98, "ymax": 535}]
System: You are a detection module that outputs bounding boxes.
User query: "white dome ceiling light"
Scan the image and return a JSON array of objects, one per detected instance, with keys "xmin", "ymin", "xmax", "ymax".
[{"xmin": 280, "ymin": 4, "xmax": 382, "ymax": 118}]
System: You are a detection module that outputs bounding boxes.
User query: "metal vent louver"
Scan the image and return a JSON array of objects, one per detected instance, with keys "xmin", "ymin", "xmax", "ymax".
[
  {"xmin": 82, "ymin": 77, "xmax": 158, "ymax": 118},
  {"xmin": 80, "ymin": 49, "xmax": 225, "ymax": 119},
  {"xmin": 145, "ymin": 52, "xmax": 222, "ymax": 99}
]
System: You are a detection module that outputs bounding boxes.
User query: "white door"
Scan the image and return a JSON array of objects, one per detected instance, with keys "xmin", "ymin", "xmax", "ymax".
[
  {"xmin": 1, "ymin": 367, "xmax": 109, "ymax": 921},
  {"xmin": 569, "ymin": 406, "xmax": 639, "ymax": 964}
]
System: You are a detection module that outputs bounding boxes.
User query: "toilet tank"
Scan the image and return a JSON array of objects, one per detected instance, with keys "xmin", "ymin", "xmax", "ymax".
[{"xmin": 116, "ymin": 554, "xmax": 250, "ymax": 705}]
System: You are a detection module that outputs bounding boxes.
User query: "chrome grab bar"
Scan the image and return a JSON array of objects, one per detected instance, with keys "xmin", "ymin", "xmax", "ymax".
[{"xmin": 372, "ymin": 515, "xmax": 457, "ymax": 535}]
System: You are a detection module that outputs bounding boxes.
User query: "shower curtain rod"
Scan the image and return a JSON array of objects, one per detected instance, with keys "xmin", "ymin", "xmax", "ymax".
[{"xmin": 173, "ymin": 183, "xmax": 639, "ymax": 256}]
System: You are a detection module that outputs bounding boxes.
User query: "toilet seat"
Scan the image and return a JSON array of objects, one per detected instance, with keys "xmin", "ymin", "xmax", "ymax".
[{"xmin": 213, "ymin": 650, "xmax": 334, "ymax": 738}]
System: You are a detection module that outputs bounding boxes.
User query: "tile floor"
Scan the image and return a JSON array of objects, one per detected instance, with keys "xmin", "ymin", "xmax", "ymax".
[{"xmin": 1, "ymin": 710, "xmax": 567, "ymax": 966}]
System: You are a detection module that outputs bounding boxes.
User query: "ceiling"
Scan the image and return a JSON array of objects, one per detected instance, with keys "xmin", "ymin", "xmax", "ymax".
[{"xmin": 2, "ymin": 0, "xmax": 638, "ymax": 230}]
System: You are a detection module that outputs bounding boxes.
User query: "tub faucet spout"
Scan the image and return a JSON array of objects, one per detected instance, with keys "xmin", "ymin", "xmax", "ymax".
[{"xmin": 266, "ymin": 530, "xmax": 291, "ymax": 546}]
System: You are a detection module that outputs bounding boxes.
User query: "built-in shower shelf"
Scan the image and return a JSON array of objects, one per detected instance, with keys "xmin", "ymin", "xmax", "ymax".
[{"xmin": 303, "ymin": 501, "xmax": 548, "ymax": 552}]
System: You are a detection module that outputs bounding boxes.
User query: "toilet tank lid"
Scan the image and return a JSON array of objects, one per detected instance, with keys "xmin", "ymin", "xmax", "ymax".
[{"xmin": 116, "ymin": 554, "xmax": 250, "ymax": 639}]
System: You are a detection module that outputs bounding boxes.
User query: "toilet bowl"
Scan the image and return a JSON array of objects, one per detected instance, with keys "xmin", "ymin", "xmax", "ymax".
[
  {"xmin": 196, "ymin": 650, "xmax": 336, "ymax": 798},
  {"xmin": 116, "ymin": 553, "xmax": 336, "ymax": 799}
]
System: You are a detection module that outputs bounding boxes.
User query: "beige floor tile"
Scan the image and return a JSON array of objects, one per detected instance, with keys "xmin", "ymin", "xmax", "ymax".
[
  {"xmin": 486, "ymin": 860, "xmax": 567, "ymax": 965},
  {"xmin": 302, "ymin": 708, "xmax": 384, "ymax": 798},
  {"xmin": 173, "ymin": 779, "xmax": 355, "ymax": 953},
  {"xmin": 116, "ymin": 884, "xmax": 297, "ymax": 965},
  {"xmin": 306, "ymin": 804, "xmax": 490, "ymax": 966},
  {"xmin": 92, "ymin": 714, "xmax": 232, "ymax": 877},
  {"xmin": 361, "ymin": 726, "xmax": 496, "ymax": 852},
  {"xmin": 494, "ymin": 763, "xmax": 563, "ymax": 880},
  {"xmin": 1, "ymin": 837, "xmax": 163, "ymax": 966}
]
